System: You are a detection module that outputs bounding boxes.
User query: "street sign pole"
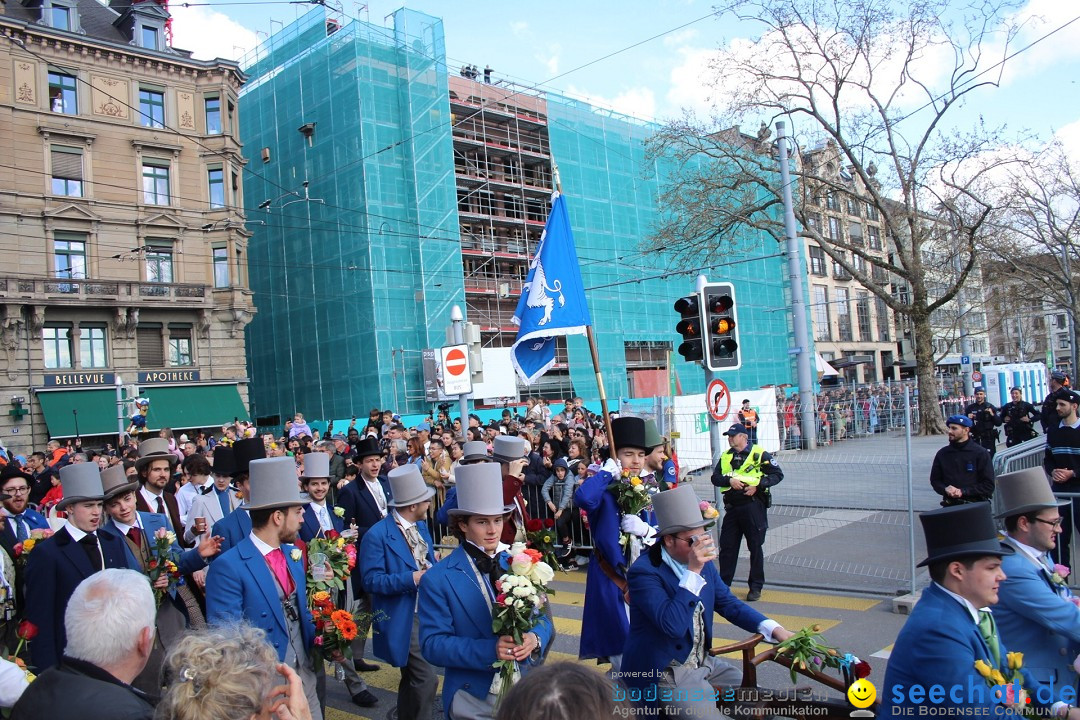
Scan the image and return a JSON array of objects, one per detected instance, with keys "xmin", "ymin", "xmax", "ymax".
[{"xmin": 450, "ymin": 306, "xmax": 470, "ymax": 425}]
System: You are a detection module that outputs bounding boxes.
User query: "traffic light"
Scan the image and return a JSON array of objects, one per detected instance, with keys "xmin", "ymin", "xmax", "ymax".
[
  {"xmin": 702, "ymin": 282, "xmax": 741, "ymax": 371},
  {"xmin": 674, "ymin": 294, "xmax": 704, "ymax": 362}
]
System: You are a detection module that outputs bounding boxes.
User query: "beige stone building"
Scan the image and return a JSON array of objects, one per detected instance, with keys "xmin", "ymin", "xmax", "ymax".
[
  {"xmin": 0, "ymin": 0, "xmax": 253, "ymax": 451},
  {"xmin": 799, "ymin": 143, "xmax": 898, "ymax": 384}
]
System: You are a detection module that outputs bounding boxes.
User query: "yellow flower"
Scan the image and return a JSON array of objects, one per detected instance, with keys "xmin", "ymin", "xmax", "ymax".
[
  {"xmin": 990, "ymin": 670, "xmax": 1007, "ymax": 686},
  {"xmin": 1007, "ymin": 652, "xmax": 1023, "ymax": 671},
  {"xmin": 542, "ymin": 535, "xmax": 551, "ymax": 543},
  {"xmin": 22, "ymin": 539, "xmax": 35, "ymax": 553},
  {"xmin": 333, "ymin": 506, "xmax": 345, "ymax": 518},
  {"xmin": 312, "ymin": 591, "xmax": 330, "ymax": 603},
  {"xmin": 629, "ymin": 476, "xmax": 642, "ymax": 486},
  {"xmin": 973, "ymin": 660, "xmax": 993, "ymax": 679}
]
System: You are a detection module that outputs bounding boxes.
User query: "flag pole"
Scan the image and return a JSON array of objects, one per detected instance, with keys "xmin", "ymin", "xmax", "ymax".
[{"xmin": 553, "ymin": 163, "xmax": 617, "ymax": 461}]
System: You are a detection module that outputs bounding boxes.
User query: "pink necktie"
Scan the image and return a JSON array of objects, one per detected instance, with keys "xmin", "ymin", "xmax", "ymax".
[{"xmin": 265, "ymin": 548, "xmax": 295, "ymax": 595}]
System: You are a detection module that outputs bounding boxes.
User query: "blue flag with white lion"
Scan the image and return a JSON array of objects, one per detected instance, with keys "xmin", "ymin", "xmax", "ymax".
[{"xmin": 511, "ymin": 192, "xmax": 592, "ymax": 385}]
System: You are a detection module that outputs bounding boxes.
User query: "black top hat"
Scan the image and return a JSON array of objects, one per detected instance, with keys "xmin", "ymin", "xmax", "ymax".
[
  {"xmin": 611, "ymin": 417, "xmax": 648, "ymax": 452},
  {"xmin": 210, "ymin": 446, "xmax": 237, "ymax": 477},
  {"xmin": 231, "ymin": 438, "xmax": 266, "ymax": 477},
  {"xmin": 917, "ymin": 503, "xmax": 1014, "ymax": 567},
  {"xmin": 0, "ymin": 464, "xmax": 33, "ymax": 485},
  {"xmin": 353, "ymin": 436, "xmax": 381, "ymax": 460}
]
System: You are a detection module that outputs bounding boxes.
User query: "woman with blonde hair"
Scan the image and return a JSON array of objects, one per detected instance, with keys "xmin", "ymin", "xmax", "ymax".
[{"xmin": 156, "ymin": 623, "xmax": 312, "ymax": 720}]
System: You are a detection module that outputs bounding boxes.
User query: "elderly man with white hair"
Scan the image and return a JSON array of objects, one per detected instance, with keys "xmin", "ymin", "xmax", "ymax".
[{"xmin": 11, "ymin": 568, "xmax": 156, "ymax": 719}]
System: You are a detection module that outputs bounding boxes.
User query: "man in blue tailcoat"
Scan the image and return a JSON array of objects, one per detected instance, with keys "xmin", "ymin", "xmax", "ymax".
[
  {"xmin": 205, "ymin": 456, "xmax": 322, "ymax": 720},
  {"xmin": 623, "ymin": 485, "xmax": 793, "ymax": 718},
  {"xmin": 25, "ymin": 464, "xmax": 132, "ymax": 671},
  {"xmin": 574, "ymin": 416, "xmax": 657, "ymax": 671},
  {"xmin": 418, "ymin": 462, "xmax": 553, "ymax": 720},
  {"xmin": 359, "ymin": 464, "xmax": 438, "ymax": 720},
  {"xmin": 881, "ymin": 503, "xmax": 1057, "ymax": 715},
  {"xmin": 993, "ymin": 467, "xmax": 1080, "ymax": 697}
]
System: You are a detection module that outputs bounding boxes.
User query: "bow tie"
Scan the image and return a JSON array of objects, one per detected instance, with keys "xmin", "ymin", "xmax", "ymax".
[{"xmin": 463, "ymin": 542, "xmax": 503, "ymax": 585}]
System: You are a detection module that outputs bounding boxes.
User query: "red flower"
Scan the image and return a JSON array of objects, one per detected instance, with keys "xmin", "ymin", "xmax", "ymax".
[
  {"xmin": 325, "ymin": 530, "xmax": 340, "ymax": 541},
  {"xmin": 315, "ymin": 619, "xmax": 325, "ymax": 632},
  {"xmin": 543, "ymin": 518, "xmax": 555, "ymax": 529},
  {"xmin": 16, "ymin": 621, "xmax": 37, "ymax": 641},
  {"xmin": 525, "ymin": 519, "xmax": 543, "ymax": 533},
  {"xmin": 854, "ymin": 661, "xmax": 871, "ymax": 679},
  {"xmin": 523, "ymin": 548, "xmax": 543, "ymax": 563},
  {"xmin": 148, "ymin": 560, "xmax": 158, "ymax": 570},
  {"xmin": 496, "ymin": 593, "xmax": 507, "ymax": 605},
  {"xmin": 12, "ymin": 543, "xmax": 21, "ymax": 557}
]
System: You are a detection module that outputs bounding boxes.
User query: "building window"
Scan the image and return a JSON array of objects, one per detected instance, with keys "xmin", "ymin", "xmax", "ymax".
[
  {"xmin": 136, "ymin": 324, "xmax": 164, "ymax": 367},
  {"xmin": 867, "ymin": 225, "xmax": 881, "ymax": 250},
  {"xmin": 856, "ymin": 292, "xmax": 872, "ymax": 341},
  {"xmin": 50, "ymin": 145, "xmax": 83, "ymax": 197},
  {"xmin": 80, "ymin": 326, "xmax": 107, "ymax": 368},
  {"xmin": 142, "ymin": 160, "xmax": 170, "ymax": 205},
  {"xmin": 43, "ymin": 325, "xmax": 73, "ymax": 369},
  {"xmin": 833, "ymin": 252, "xmax": 851, "ymax": 280},
  {"xmin": 48, "ymin": 71, "xmax": 77, "ymax": 114},
  {"xmin": 138, "ymin": 88, "xmax": 165, "ymax": 128},
  {"xmin": 827, "ymin": 217, "xmax": 842, "ymax": 241},
  {"xmin": 876, "ymin": 297, "xmax": 890, "ymax": 342},
  {"xmin": 140, "ymin": 26, "xmax": 159, "ymax": 50},
  {"xmin": 866, "ymin": 203, "xmax": 880, "ymax": 221},
  {"xmin": 51, "ymin": 5, "xmax": 71, "ymax": 30},
  {"xmin": 205, "ymin": 96, "xmax": 221, "ymax": 134},
  {"xmin": 53, "ymin": 233, "xmax": 87, "ymax": 282},
  {"xmin": 1060, "ymin": 337, "xmax": 1071, "ymax": 350},
  {"xmin": 168, "ymin": 325, "xmax": 193, "ymax": 366},
  {"xmin": 207, "ymin": 167, "xmax": 225, "ymax": 209},
  {"xmin": 836, "ymin": 287, "xmax": 852, "ymax": 341},
  {"xmin": 813, "ymin": 285, "xmax": 831, "ymax": 341},
  {"xmin": 809, "ymin": 245, "xmax": 826, "ymax": 276},
  {"xmin": 235, "ymin": 247, "xmax": 243, "ymax": 287},
  {"xmin": 846, "ymin": 196, "xmax": 861, "ymax": 216},
  {"xmin": 849, "ymin": 222, "xmax": 864, "ymax": 246},
  {"xmin": 145, "ymin": 241, "xmax": 173, "ymax": 283},
  {"xmin": 826, "ymin": 192, "xmax": 840, "ymax": 211},
  {"xmin": 212, "ymin": 246, "xmax": 229, "ymax": 288}
]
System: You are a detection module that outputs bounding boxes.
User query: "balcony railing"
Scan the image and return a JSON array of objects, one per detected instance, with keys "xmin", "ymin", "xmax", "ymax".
[{"xmin": 0, "ymin": 276, "xmax": 210, "ymax": 305}]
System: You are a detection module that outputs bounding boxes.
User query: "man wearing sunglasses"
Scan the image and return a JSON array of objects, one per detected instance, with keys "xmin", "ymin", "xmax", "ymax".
[{"xmin": 993, "ymin": 468, "xmax": 1080, "ymax": 703}]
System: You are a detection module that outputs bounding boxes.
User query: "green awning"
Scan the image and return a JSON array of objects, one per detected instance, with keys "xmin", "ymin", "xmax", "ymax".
[
  {"xmin": 37, "ymin": 385, "xmax": 248, "ymax": 439},
  {"xmin": 36, "ymin": 389, "xmax": 120, "ymax": 438},
  {"xmin": 143, "ymin": 385, "xmax": 248, "ymax": 431}
]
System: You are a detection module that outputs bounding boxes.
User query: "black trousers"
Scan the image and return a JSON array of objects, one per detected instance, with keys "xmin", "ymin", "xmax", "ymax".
[
  {"xmin": 718, "ymin": 499, "xmax": 768, "ymax": 592},
  {"xmin": 974, "ymin": 434, "xmax": 997, "ymax": 458},
  {"xmin": 1052, "ymin": 494, "xmax": 1080, "ymax": 570}
]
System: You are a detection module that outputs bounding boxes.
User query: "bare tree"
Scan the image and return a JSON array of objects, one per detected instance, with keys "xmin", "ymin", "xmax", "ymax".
[
  {"xmin": 983, "ymin": 142, "xmax": 1080, "ymax": 374},
  {"xmin": 645, "ymin": 0, "xmax": 1024, "ymax": 433}
]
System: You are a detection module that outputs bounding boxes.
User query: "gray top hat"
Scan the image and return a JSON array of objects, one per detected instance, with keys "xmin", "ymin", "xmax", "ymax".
[
  {"xmin": 461, "ymin": 440, "xmax": 491, "ymax": 464},
  {"xmin": 994, "ymin": 468, "xmax": 1068, "ymax": 519},
  {"xmin": 448, "ymin": 463, "xmax": 514, "ymax": 517},
  {"xmin": 245, "ymin": 457, "xmax": 306, "ymax": 511},
  {"xmin": 653, "ymin": 485, "xmax": 706, "ymax": 537},
  {"xmin": 58, "ymin": 463, "xmax": 106, "ymax": 510},
  {"xmin": 643, "ymin": 419, "xmax": 664, "ymax": 450},
  {"xmin": 491, "ymin": 435, "xmax": 527, "ymax": 464},
  {"xmin": 101, "ymin": 464, "xmax": 138, "ymax": 501},
  {"xmin": 134, "ymin": 437, "xmax": 179, "ymax": 473},
  {"xmin": 299, "ymin": 452, "xmax": 330, "ymax": 480},
  {"xmin": 387, "ymin": 464, "xmax": 436, "ymax": 508}
]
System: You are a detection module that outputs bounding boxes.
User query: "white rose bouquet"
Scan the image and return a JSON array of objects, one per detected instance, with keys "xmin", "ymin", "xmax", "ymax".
[{"xmin": 490, "ymin": 541, "xmax": 554, "ymax": 703}]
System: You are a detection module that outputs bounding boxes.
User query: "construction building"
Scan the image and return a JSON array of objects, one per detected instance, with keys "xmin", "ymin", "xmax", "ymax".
[
  {"xmin": 0, "ymin": 0, "xmax": 252, "ymax": 449},
  {"xmin": 238, "ymin": 7, "xmax": 805, "ymax": 425}
]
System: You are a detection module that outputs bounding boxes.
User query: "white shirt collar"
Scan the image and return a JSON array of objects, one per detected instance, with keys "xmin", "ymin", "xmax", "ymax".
[
  {"xmin": 310, "ymin": 500, "xmax": 327, "ymax": 510},
  {"xmin": 1002, "ymin": 531, "xmax": 1049, "ymax": 565},
  {"xmin": 934, "ymin": 582, "xmax": 985, "ymax": 624},
  {"xmin": 139, "ymin": 485, "xmax": 163, "ymax": 506},
  {"xmin": 112, "ymin": 518, "xmax": 136, "ymax": 534},
  {"xmin": 1059, "ymin": 417, "xmax": 1080, "ymax": 430},
  {"xmin": 249, "ymin": 532, "xmax": 278, "ymax": 556},
  {"xmin": 392, "ymin": 509, "xmax": 414, "ymax": 530},
  {"xmin": 66, "ymin": 524, "xmax": 93, "ymax": 543}
]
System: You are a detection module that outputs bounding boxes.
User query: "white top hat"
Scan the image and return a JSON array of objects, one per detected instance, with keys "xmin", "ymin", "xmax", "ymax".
[
  {"xmin": 245, "ymin": 457, "xmax": 306, "ymax": 511},
  {"xmin": 300, "ymin": 452, "xmax": 330, "ymax": 480},
  {"xmin": 386, "ymin": 465, "xmax": 436, "ymax": 508},
  {"xmin": 58, "ymin": 463, "xmax": 106, "ymax": 510},
  {"xmin": 448, "ymin": 463, "xmax": 514, "ymax": 517}
]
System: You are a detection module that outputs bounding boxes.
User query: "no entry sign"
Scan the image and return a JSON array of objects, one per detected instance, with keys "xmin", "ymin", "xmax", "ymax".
[{"xmin": 440, "ymin": 344, "xmax": 472, "ymax": 396}]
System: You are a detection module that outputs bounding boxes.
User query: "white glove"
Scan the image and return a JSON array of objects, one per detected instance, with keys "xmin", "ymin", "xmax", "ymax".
[
  {"xmin": 620, "ymin": 514, "xmax": 653, "ymax": 538},
  {"xmin": 602, "ymin": 458, "xmax": 622, "ymax": 477}
]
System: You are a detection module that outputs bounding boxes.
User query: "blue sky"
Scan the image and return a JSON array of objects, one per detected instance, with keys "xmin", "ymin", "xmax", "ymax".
[{"xmin": 168, "ymin": 0, "xmax": 1080, "ymax": 155}]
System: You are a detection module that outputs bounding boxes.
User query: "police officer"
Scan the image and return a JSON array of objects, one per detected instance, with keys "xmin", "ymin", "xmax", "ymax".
[
  {"xmin": 1041, "ymin": 371, "xmax": 1070, "ymax": 433},
  {"xmin": 999, "ymin": 387, "xmax": 1039, "ymax": 447},
  {"xmin": 737, "ymin": 400, "xmax": 759, "ymax": 446},
  {"xmin": 711, "ymin": 423, "xmax": 783, "ymax": 602},
  {"xmin": 964, "ymin": 388, "xmax": 1001, "ymax": 457},
  {"xmin": 929, "ymin": 415, "xmax": 994, "ymax": 507}
]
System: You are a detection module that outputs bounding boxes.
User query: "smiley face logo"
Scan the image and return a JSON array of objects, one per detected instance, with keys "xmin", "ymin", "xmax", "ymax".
[{"xmin": 847, "ymin": 678, "xmax": 876, "ymax": 709}]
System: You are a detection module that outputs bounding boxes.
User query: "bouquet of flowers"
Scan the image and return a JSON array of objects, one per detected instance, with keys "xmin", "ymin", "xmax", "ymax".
[
  {"xmin": 13, "ymin": 528, "xmax": 53, "ymax": 568},
  {"xmin": 148, "ymin": 527, "xmax": 182, "ymax": 606},
  {"xmin": 974, "ymin": 652, "xmax": 1033, "ymax": 711},
  {"xmin": 608, "ymin": 469, "xmax": 657, "ymax": 550},
  {"xmin": 305, "ymin": 530, "xmax": 355, "ymax": 594},
  {"xmin": 309, "ymin": 590, "xmax": 359, "ymax": 661},
  {"xmin": 699, "ymin": 500, "xmax": 720, "ymax": 530},
  {"xmin": 523, "ymin": 518, "xmax": 560, "ymax": 570},
  {"xmin": 774, "ymin": 624, "xmax": 871, "ymax": 685},
  {"xmin": 491, "ymin": 542, "xmax": 555, "ymax": 704}
]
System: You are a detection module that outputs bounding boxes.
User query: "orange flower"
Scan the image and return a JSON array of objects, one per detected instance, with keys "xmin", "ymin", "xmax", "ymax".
[
  {"xmin": 523, "ymin": 548, "xmax": 543, "ymax": 563},
  {"xmin": 339, "ymin": 620, "xmax": 358, "ymax": 641},
  {"xmin": 312, "ymin": 591, "xmax": 331, "ymax": 605},
  {"xmin": 330, "ymin": 609, "xmax": 352, "ymax": 625}
]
